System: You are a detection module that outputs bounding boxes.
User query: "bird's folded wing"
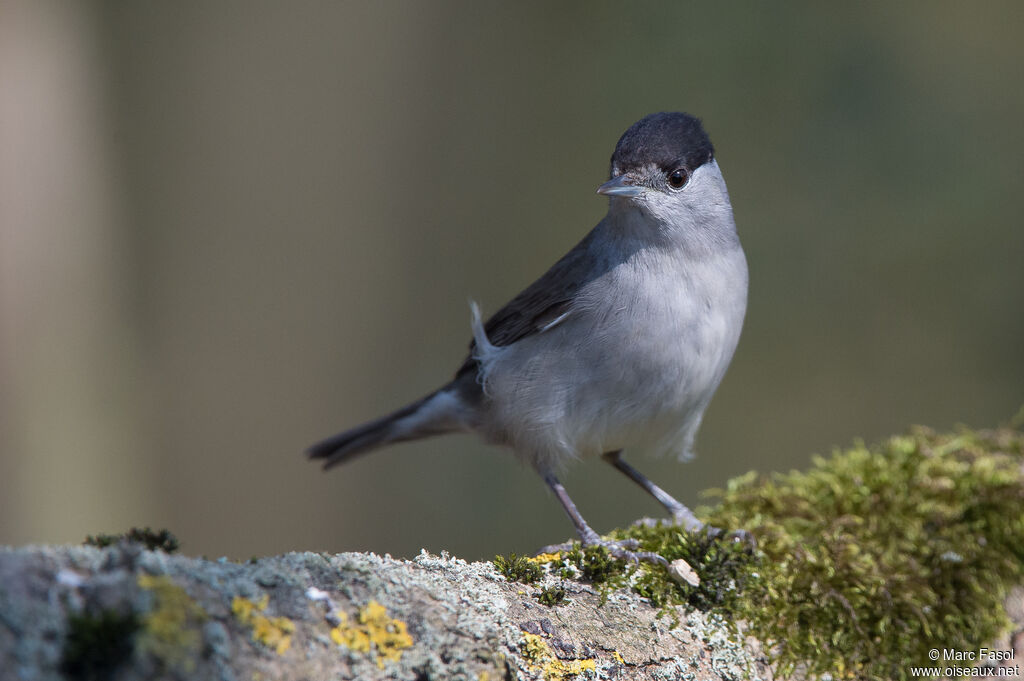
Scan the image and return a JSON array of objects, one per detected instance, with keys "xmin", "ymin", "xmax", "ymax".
[{"xmin": 454, "ymin": 229, "xmax": 598, "ymax": 379}]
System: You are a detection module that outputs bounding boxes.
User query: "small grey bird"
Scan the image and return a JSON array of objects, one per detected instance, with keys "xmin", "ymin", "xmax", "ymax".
[{"xmin": 308, "ymin": 112, "xmax": 748, "ymax": 562}]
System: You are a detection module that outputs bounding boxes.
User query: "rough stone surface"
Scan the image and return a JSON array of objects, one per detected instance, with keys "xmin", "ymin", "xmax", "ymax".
[{"xmin": 0, "ymin": 545, "xmax": 769, "ymax": 681}]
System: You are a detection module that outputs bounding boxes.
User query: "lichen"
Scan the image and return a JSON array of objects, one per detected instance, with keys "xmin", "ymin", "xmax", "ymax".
[
  {"xmin": 136, "ymin": 574, "xmax": 206, "ymax": 671},
  {"xmin": 329, "ymin": 599, "xmax": 413, "ymax": 669},
  {"xmin": 519, "ymin": 632, "xmax": 596, "ymax": 680},
  {"xmin": 231, "ymin": 594, "xmax": 295, "ymax": 655}
]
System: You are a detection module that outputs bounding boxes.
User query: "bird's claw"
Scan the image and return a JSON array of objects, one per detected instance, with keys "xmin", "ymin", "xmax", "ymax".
[
  {"xmin": 630, "ymin": 515, "xmax": 757, "ymax": 551},
  {"xmin": 537, "ymin": 537, "xmax": 669, "ymax": 567},
  {"xmin": 705, "ymin": 526, "xmax": 758, "ymax": 550}
]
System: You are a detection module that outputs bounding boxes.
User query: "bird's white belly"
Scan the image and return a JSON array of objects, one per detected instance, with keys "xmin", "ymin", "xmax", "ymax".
[{"xmin": 479, "ymin": 247, "xmax": 747, "ymax": 472}]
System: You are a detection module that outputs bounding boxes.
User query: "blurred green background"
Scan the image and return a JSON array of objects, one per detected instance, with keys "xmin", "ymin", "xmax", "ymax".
[{"xmin": 1, "ymin": 1, "xmax": 1021, "ymax": 562}]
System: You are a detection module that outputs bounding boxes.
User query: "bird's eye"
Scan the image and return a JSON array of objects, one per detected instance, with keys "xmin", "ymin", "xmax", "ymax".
[{"xmin": 667, "ymin": 168, "xmax": 689, "ymax": 189}]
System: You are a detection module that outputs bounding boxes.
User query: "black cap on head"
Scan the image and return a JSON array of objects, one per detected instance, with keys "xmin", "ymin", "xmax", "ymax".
[{"xmin": 610, "ymin": 112, "xmax": 714, "ymax": 177}]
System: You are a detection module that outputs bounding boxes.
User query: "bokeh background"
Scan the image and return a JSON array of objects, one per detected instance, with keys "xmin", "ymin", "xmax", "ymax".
[{"xmin": 1, "ymin": 1, "xmax": 1022, "ymax": 562}]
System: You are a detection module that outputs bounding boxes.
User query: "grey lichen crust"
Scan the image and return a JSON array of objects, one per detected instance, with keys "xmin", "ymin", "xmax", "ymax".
[{"xmin": 0, "ymin": 544, "xmax": 763, "ymax": 681}]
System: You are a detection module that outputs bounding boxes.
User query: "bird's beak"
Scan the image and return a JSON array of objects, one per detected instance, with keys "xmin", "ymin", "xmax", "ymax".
[{"xmin": 596, "ymin": 174, "xmax": 644, "ymax": 198}]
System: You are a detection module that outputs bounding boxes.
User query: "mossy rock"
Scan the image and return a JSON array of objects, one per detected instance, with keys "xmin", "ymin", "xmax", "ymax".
[
  {"xmin": 507, "ymin": 423, "xmax": 1024, "ymax": 680},
  {"xmin": 703, "ymin": 424, "xmax": 1023, "ymax": 679}
]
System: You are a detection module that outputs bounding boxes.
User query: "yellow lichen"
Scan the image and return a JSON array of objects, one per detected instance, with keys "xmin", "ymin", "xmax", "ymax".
[
  {"xmin": 612, "ymin": 650, "xmax": 625, "ymax": 664},
  {"xmin": 330, "ymin": 600, "xmax": 413, "ymax": 669},
  {"xmin": 136, "ymin": 574, "xmax": 206, "ymax": 670},
  {"xmin": 232, "ymin": 595, "xmax": 295, "ymax": 655},
  {"xmin": 520, "ymin": 632, "xmax": 597, "ymax": 680},
  {"xmin": 528, "ymin": 552, "xmax": 563, "ymax": 564}
]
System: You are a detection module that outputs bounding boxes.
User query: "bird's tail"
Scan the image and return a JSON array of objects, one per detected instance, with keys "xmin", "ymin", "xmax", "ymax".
[{"xmin": 306, "ymin": 385, "xmax": 470, "ymax": 470}]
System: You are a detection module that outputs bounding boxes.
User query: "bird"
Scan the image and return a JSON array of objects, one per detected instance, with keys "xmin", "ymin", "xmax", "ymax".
[{"xmin": 308, "ymin": 112, "xmax": 748, "ymax": 563}]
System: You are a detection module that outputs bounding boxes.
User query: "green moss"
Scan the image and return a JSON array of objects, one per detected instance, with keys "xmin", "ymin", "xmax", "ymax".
[
  {"xmin": 620, "ymin": 526, "xmax": 755, "ymax": 611},
  {"xmin": 61, "ymin": 609, "xmax": 140, "ymax": 680},
  {"xmin": 493, "ymin": 553, "xmax": 543, "ymax": 584},
  {"xmin": 698, "ymin": 425, "xmax": 1024, "ymax": 679},
  {"xmin": 523, "ymin": 536, "xmax": 753, "ymax": 611},
  {"xmin": 85, "ymin": 527, "xmax": 180, "ymax": 553},
  {"xmin": 536, "ymin": 585, "xmax": 567, "ymax": 607},
  {"xmin": 565, "ymin": 545, "xmax": 627, "ymax": 585}
]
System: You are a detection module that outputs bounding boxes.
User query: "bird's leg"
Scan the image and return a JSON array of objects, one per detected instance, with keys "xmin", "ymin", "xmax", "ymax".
[
  {"xmin": 603, "ymin": 451, "xmax": 755, "ymax": 546},
  {"xmin": 543, "ymin": 473, "xmax": 602, "ymax": 546},
  {"xmin": 539, "ymin": 473, "xmax": 667, "ymax": 566},
  {"xmin": 602, "ymin": 450, "xmax": 704, "ymax": 531}
]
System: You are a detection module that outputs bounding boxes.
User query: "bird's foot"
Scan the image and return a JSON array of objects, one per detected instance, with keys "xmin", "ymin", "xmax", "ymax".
[
  {"xmin": 704, "ymin": 525, "xmax": 758, "ymax": 550},
  {"xmin": 629, "ymin": 515, "xmax": 757, "ymax": 550},
  {"xmin": 538, "ymin": 532, "xmax": 669, "ymax": 567}
]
